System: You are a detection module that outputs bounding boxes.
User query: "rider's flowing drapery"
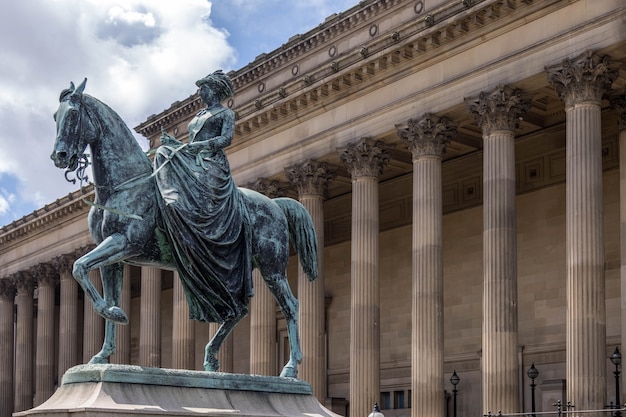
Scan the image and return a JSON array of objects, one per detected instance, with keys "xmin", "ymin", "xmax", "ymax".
[{"xmin": 153, "ymin": 144, "xmax": 252, "ymax": 323}]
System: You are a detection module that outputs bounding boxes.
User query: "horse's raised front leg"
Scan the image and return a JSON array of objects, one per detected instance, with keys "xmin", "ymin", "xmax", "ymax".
[
  {"xmin": 88, "ymin": 263, "xmax": 123, "ymax": 364},
  {"xmin": 204, "ymin": 317, "xmax": 240, "ymax": 372},
  {"xmin": 264, "ymin": 272, "xmax": 302, "ymax": 378},
  {"xmin": 73, "ymin": 234, "xmax": 132, "ymax": 324}
]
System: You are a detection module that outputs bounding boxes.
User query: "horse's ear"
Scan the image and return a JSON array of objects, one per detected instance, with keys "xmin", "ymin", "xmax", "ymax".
[
  {"xmin": 59, "ymin": 82, "xmax": 75, "ymax": 102},
  {"xmin": 75, "ymin": 78, "xmax": 87, "ymax": 94},
  {"xmin": 70, "ymin": 78, "xmax": 87, "ymax": 102}
]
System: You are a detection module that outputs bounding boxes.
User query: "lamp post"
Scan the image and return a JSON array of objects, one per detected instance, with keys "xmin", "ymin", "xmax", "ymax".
[
  {"xmin": 527, "ymin": 363, "xmax": 539, "ymax": 417},
  {"xmin": 450, "ymin": 370, "xmax": 460, "ymax": 417},
  {"xmin": 611, "ymin": 347, "xmax": 622, "ymax": 417}
]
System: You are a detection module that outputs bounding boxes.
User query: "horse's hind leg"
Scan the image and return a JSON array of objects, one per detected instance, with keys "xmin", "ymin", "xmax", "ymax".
[
  {"xmin": 204, "ymin": 317, "xmax": 241, "ymax": 372},
  {"xmin": 264, "ymin": 272, "xmax": 301, "ymax": 378},
  {"xmin": 88, "ymin": 263, "xmax": 123, "ymax": 364}
]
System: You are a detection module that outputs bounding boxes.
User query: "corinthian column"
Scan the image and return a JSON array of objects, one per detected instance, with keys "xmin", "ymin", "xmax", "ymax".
[
  {"xmin": 286, "ymin": 161, "xmax": 337, "ymax": 401},
  {"xmin": 615, "ymin": 94, "xmax": 626, "ymax": 403},
  {"xmin": 14, "ymin": 272, "xmax": 34, "ymax": 412},
  {"xmin": 245, "ymin": 178, "xmax": 290, "ymax": 376},
  {"xmin": 0, "ymin": 279, "xmax": 16, "ymax": 417},
  {"xmin": 34, "ymin": 264, "xmax": 58, "ymax": 406},
  {"xmin": 397, "ymin": 114, "xmax": 456, "ymax": 417},
  {"xmin": 466, "ymin": 84, "xmax": 530, "ymax": 414},
  {"xmin": 172, "ymin": 272, "xmax": 195, "ymax": 369},
  {"xmin": 547, "ymin": 51, "xmax": 618, "ymax": 413},
  {"xmin": 339, "ymin": 138, "xmax": 393, "ymax": 417},
  {"xmin": 56, "ymin": 255, "xmax": 78, "ymax": 376},
  {"xmin": 139, "ymin": 266, "xmax": 161, "ymax": 368}
]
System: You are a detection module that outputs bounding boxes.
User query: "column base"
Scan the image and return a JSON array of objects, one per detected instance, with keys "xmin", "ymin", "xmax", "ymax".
[{"xmin": 15, "ymin": 364, "xmax": 341, "ymax": 417}]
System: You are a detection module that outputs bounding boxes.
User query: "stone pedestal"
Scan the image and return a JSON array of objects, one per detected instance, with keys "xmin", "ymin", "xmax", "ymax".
[{"xmin": 15, "ymin": 365, "xmax": 342, "ymax": 417}]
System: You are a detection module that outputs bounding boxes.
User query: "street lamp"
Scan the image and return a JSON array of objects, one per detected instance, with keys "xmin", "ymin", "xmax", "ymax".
[
  {"xmin": 527, "ymin": 363, "xmax": 539, "ymax": 417},
  {"xmin": 611, "ymin": 347, "xmax": 622, "ymax": 417},
  {"xmin": 450, "ymin": 370, "xmax": 460, "ymax": 417}
]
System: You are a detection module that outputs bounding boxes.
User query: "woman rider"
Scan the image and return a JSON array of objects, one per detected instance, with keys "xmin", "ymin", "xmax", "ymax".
[{"xmin": 154, "ymin": 70, "xmax": 252, "ymax": 323}]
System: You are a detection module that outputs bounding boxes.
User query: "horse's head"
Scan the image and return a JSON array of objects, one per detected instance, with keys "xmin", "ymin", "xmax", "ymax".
[{"xmin": 51, "ymin": 78, "xmax": 94, "ymax": 171}]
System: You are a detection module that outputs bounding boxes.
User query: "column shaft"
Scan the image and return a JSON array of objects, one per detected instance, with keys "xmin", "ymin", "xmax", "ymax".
[
  {"xmin": 139, "ymin": 266, "xmax": 161, "ymax": 368},
  {"xmin": 249, "ymin": 270, "xmax": 276, "ymax": 376},
  {"xmin": 0, "ymin": 281, "xmax": 16, "ymax": 417},
  {"xmin": 35, "ymin": 271, "xmax": 56, "ymax": 406},
  {"xmin": 482, "ymin": 130, "xmax": 519, "ymax": 413},
  {"xmin": 299, "ymin": 194, "xmax": 326, "ymax": 400},
  {"xmin": 172, "ymin": 273, "xmax": 195, "ymax": 370},
  {"xmin": 616, "ymin": 97, "xmax": 626, "ymax": 403},
  {"xmin": 413, "ymin": 155, "xmax": 444, "ymax": 417},
  {"xmin": 566, "ymin": 103, "xmax": 606, "ymax": 411},
  {"xmin": 15, "ymin": 276, "xmax": 34, "ymax": 412},
  {"xmin": 58, "ymin": 260, "xmax": 78, "ymax": 376},
  {"xmin": 350, "ymin": 175, "xmax": 380, "ymax": 417}
]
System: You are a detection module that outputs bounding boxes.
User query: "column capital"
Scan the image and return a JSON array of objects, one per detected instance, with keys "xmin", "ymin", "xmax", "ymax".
[
  {"xmin": 32, "ymin": 263, "xmax": 58, "ymax": 287},
  {"xmin": 546, "ymin": 50, "xmax": 618, "ymax": 108},
  {"xmin": 285, "ymin": 159, "xmax": 338, "ymax": 198},
  {"xmin": 53, "ymin": 254, "xmax": 75, "ymax": 273},
  {"xmin": 0, "ymin": 279, "xmax": 16, "ymax": 300},
  {"xmin": 396, "ymin": 113, "xmax": 457, "ymax": 159},
  {"xmin": 12, "ymin": 272, "xmax": 34, "ymax": 295},
  {"xmin": 465, "ymin": 84, "xmax": 531, "ymax": 135},
  {"xmin": 338, "ymin": 137, "xmax": 393, "ymax": 179},
  {"xmin": 611, "ymin": 91, "xmax": 626, "ymax": 132},
  {"xmin": 245, "ymin": 178, "xmax": 291, "ymax": 198}
]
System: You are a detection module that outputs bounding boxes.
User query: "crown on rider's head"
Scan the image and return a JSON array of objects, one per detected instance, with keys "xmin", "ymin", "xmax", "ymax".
[{"xmin": 195, "ymin": 70, "xmax": 234, "ymax": 100}]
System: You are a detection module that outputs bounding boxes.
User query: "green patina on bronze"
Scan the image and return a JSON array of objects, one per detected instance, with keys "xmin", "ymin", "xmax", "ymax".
[{"xmin": 50, "ymin": 71, "xmax": 318, "ymax": 379}]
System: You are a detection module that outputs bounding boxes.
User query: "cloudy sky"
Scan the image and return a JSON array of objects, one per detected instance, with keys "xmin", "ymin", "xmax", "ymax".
[{"xmin": 0, "ymin": 0, "xmax": 357, "ymax": 228}]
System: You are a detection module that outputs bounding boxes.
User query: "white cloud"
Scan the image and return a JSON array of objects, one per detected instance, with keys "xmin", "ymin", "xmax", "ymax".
[{"xmin": 0, "ymin": 195, "xmax": 10, "ymax": 215}]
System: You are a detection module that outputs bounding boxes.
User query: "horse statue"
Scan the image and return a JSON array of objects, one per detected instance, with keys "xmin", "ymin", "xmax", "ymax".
[{"xmin": 50, "ymin": 77, "xmax": 318, "ymax": 379}]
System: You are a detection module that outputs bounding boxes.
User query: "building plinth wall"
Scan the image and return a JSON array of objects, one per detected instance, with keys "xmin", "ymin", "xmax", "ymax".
[{"xmin": 1, "ymin": 2, "xmax": 625, "ymax": 417}]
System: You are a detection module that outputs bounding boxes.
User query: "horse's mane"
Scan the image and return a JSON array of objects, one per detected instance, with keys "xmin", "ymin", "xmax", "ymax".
[{"xmin": 81, "ymin": 94, "xmax": 152, "ymax": 166}]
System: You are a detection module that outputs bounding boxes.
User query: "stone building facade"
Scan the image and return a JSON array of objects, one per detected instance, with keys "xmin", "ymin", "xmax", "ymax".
[{"xmin": 1, "ymin": 1, "xmax": 626, "ymax": 417}]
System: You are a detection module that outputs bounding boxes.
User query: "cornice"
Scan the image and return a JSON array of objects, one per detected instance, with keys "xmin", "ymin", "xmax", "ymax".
[
  {"xmin": 134, "ymin": 0, "xmax": 479, "ymax": 140},
  {"xmin": 227, "ymin": 0, "xmax": 553, "ymax": 141},
  {"xmin": 0, "ymin": 185, "xmax": 93, "ymax": 249},
  {"xmin": 229, "ymin": 0, "xmax": 403, "ymax": 89},
  {"xmin": 135, "ymin": 93, "xmax": 203, "ymax": 139},
  {"xmin": 135, "ymin": 0, "xmax": 576, "ymax": 148}
]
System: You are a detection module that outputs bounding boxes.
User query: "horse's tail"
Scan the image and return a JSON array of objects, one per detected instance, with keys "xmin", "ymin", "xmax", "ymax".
[{"xmin": 273, "ymin": 198, "xmax": 318, "ymax": 281}]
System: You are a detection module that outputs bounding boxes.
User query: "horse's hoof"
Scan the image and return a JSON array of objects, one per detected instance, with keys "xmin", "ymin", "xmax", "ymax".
[
  {"xmin": 279, "ymin": 365, "xmax": 298, "ymax": 378},
  {"xmin": 104, "ymin": 306, "xmax": 128, "ymax": 324},
  {"xmin": 88, "ymin": 355, "xmax": 109, "ymax": 365},
  {"xmin": 204, "ymin": 357, "xmax": 220, "ymax": 372}
]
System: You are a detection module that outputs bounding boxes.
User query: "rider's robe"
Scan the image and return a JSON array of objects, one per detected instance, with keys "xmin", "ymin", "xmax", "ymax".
[{"xmin": 153, "ymin": 111, "xmax": 252, "ymax": 323}]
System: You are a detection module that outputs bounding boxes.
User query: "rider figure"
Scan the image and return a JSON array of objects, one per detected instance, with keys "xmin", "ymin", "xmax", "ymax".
[{"xmin": 154, "ymin": 70, "xmax": 252, "ymax": 323}]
